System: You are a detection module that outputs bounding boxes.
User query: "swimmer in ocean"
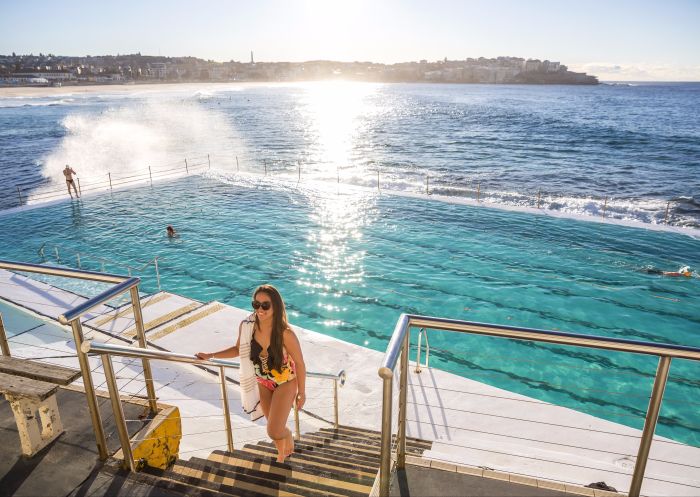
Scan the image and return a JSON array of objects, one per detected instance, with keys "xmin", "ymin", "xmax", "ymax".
[{"xmin": 645, "ymin": 266, "xmax": 693, "ymax": 277}]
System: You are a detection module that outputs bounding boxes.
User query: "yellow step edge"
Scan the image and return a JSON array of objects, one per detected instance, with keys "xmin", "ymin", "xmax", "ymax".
[
  {"xmin": 247, "ymin": 444, "xmax": 379, "ymax": 472},
  {"xmin": 326, "ymin": 426, "xmax": 432, "ymax": 447},
  {"xmin": 299, "ymin": 434, "xmax": 385, "ymax": 457},
  {"xmin": 173, "ymin": 461, "xmax": 356, "ymax": 497},
  {"xmin": 208, "ymin": 452, "xmax": 373, "ymax": 494},
  {"xmin": 239, "ymin": 446, "xmax": 377, "ymax": 478},
  {"xmin": 287, "ymin": 439, "xmax": 381, "ymax": 462},
  {"xmin": 120, "ymin": 301, "xmax": 201, "ymax": 337},
  {"xmin": 170, "ymin": 462, "xmax": 311, "ymax": 497},
  {"xmin": 147, "ymin": 303, "xmax": 224, "ymax": 341},
  {"xmin": 92, "ymin": 292, "xmax": 171, "ymax": 327},
  {"xmin": 305, "ymin": 432, "xmax": 429, "ymax": 453}
]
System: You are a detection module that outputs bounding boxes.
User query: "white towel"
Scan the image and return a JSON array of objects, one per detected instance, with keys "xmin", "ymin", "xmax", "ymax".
[{"xmin": 238, "ymin": 314, "xmax": 264, "ymax": 421}]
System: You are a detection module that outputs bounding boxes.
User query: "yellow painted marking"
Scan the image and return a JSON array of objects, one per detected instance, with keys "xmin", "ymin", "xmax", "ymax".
[
  {"xmin": 93, "ymin": 292, "xmax": 171, "ymax": 327},
  {"xmin": 147, "ymin": 303, "xmax": 224, "ymax": 341},
  {"xmin": 171, "ymin": 463, "xmax": 307, "ymax": 497},
  {"xmin": 299, "ymin": 434, "xmax": 383, "ymax": 456},
  {"xmin": 241, "ymin": 444, "xmax": 378, "ymax": 472},
  {"xmin": 120, "ymin": 301, "xmax": 201, "ymax": 337},
  {"xmin": 240, "ymin": 446, "xmax": 377, "ymax": 477},
  {"xmin": 320, "ymin": 427, "xmax": 432, "ymax": 448},
  {"xmin": 174, "ymin": 461, "xmax": 355, "ymax": 497},
  {"xmin": 130, "ymin": 406, "xmax": 181, "ymax": 469},
  {"xmin": 208, "ymin": 452, "xmax": 373, "ymax": 494}
]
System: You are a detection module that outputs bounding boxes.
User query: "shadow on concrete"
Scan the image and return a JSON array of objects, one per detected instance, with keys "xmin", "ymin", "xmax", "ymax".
[
  {"xmin": 0, "ymin": 388, "xmax": 149, "ymax": 497},
  {"xmin": 390, "ymin": 465, "xmax": 571, "ymax": 497}
]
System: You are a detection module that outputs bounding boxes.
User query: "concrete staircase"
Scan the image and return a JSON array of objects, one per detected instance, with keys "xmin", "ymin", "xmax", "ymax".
[{"xmin": 72, "ymin": 425, "xmax": 432, "ymax": 497}]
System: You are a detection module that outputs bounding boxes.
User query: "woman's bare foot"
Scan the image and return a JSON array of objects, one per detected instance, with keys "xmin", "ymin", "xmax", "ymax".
[{"xmin": 285, "ymin": 431, "xmax": 294, "ymax": 457}]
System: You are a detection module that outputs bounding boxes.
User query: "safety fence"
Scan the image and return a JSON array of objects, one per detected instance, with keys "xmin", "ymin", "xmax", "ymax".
[
  {"xmin": 3, "ymin": 151, "xmax": 683, "ymax": 226},
  {"xmin": 377, "ymin": 314, "xmax": 700, "ymax": 497},
  {"xmin": 5, "ymin": 154, "xmax": 211, "ymax": 207},
  {"xmin": 38, "ymin": 243, "xmax": 162, "ymax": 291}
]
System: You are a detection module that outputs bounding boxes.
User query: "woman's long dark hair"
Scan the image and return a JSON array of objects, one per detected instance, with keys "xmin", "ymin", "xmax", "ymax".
[{"xmin": 252, "ymin": 284, "xmax": 289, "ymax": 372}]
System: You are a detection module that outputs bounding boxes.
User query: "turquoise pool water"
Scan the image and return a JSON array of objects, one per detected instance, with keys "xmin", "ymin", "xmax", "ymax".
[{"xmin": 1, "ymin": 174, "xmax": 699, "ymax": 445}]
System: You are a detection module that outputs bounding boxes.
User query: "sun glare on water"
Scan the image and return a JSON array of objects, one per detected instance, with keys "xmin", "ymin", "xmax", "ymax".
[{"xmin": 299, "ymin": 81, "xmax": 379, "ymax": 179}]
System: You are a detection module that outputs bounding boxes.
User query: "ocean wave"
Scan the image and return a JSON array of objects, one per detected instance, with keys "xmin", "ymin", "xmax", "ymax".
[{"xmin": 0, "ymin": 98, "xmax": 76, "ymax": 108}]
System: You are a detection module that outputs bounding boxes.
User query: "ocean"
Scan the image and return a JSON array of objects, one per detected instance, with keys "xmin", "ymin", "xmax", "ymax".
[
  {"xmin": 0, "ymin": 82, "xmax": 699, "ymax": 446},
  {"xmin": 0, "ymin": 81, "xmax": 699, "ymax": 226}
]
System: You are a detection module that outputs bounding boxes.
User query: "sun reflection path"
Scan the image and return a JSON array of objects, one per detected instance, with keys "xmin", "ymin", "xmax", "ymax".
[
  {"xmin": 293, "ymin": 190, "xmax": 379, "ymax": 328},
  {"xmin": 299, "ymin": 82, "xmax": 380, "ymax": 180}
]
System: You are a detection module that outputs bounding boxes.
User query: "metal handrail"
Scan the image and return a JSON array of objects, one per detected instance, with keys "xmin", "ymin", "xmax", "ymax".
[
  {"xmin": 377, "ymin": 313, "xmax": 700, "ymax": 497},
  {"xmin": 0, "ymin": 260, "xmax": 158, "ymax": 460},
  {"xmin": 81, "ymin": 339, "xmax": 346, "ymax": 470},
  {"xmin": 0, "ymin": 312, "xmax": 10, "ymax": 356},
  {"xmin": 40, "ymin": 244, "xmax": 162, "ymax": 291},
  {"xmin": 414, "ymin": 327, "xmax": 430, "ymax": 373}
]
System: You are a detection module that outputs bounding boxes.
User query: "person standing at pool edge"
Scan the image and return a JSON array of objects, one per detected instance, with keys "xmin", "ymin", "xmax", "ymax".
[
  {"xmin": 196, "ymin": 284, "xmax": 306, "ymax": 463},
  {"xmin": 63, "ymin": 165, "xmax": 79, "ymax": 198}
]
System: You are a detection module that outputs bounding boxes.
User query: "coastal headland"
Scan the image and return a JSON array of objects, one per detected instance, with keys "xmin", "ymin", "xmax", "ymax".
[{"xmin": 0, "ymin": 53, "xmax": 598, "ymax": 88}]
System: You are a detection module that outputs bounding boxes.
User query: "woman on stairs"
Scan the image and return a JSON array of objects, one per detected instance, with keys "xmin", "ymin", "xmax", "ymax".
[{"xmin": 196, "ymin": 284, "xmax": 307, "ymax": 462}]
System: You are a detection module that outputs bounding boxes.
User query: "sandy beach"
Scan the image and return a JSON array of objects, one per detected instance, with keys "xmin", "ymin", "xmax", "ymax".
[{"xmin": 0, "ymin": 81, "xmax": 261, "ymax": 98}]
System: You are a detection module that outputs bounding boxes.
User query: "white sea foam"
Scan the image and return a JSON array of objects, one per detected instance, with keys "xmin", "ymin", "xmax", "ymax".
[
  {"xmin": 34, "ymin": 98, "xmax": 248, "ymax": 197},
  {"xmin": 202, "ymin": 168, "xmax": 700, "ymax": 239}
]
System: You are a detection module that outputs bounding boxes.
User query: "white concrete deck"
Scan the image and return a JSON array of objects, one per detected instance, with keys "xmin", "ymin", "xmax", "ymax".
[{"xmin": 0, "ymin": 268, "xmax": 699, "ymax": 497}]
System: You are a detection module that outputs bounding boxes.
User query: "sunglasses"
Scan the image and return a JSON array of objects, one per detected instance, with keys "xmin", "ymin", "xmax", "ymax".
[{"xmin": 252, "ymin": 300, "xmax": 272, "ymax": 311}]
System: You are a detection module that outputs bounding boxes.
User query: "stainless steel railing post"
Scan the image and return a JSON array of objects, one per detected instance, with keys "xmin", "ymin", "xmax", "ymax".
[
  {"xmin": 129, "ymin": 286, "xmax": 158, "ymax": 414},
  {"xmin": 629, "ymin": 356, "xmax": 672, "ymax": 497},
  {"xmin": 219, "ymin": 366, "xmax": 234, "ymax": 452},
  {"xmin": 102, "ymin": 353, "xmax": 136, "ymax": 471},
  {"xmin": 71, "ymin": 319, "xmax": 108, "ymax": 460},
  {"xmin": 294, "ymin": 402, "xmax": 301, "ymax": 440},
  {"xmin": 333, "ymin": 378, "xmax": 339, "ymax": 429},
  {"xmin": 0, "ymin": 312, "xmax": 11, "ymax": 356},
  {"xmin": 415, "ymin": 328, "xmax": 423, "ymax": 373},
  {"xmin": 154, "ymin": 257, "xmax": 161, "ymax": 291},
  {"xmin": 397, "ymin": 330, "xmax": 410, "ymax": 468},
  {"xmin": 378, "ymin": 372, "xmax": 393, "ymax": 497}
]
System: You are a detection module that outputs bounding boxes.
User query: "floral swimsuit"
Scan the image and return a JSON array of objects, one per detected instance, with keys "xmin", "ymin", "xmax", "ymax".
[{"xmin": 250, "ymin": 337, "xmax": 296, "ymax": 391}]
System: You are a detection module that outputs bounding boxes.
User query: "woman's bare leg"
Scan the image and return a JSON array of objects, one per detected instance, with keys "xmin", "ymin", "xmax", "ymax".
[
  {"xmin": 266, "ymin": 379, "xmax": 297, "ymax": 462},
  {"xmin": 257, "ymin": 384, "xmax": 272, "ymax": 420}
]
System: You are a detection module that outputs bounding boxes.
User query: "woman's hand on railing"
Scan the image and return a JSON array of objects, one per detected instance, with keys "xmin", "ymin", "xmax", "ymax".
[
  {"xmin": 296, "ymin": 391, "xmax": 306, "ymax": 409},
  {"xmin": 195, "ymin": 352, "xmax": 213, "ymax": 360}
]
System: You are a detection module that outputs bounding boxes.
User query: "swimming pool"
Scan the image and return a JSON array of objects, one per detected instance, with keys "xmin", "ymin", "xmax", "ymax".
[{"xmin": 1, "ymin": 173, "xmax": 699, "ymax": 445}]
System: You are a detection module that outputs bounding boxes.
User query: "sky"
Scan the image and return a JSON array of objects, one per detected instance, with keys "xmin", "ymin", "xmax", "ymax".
[{"xmin": 2, "ymin": 0, "xmax": 699, "ymax": 81}]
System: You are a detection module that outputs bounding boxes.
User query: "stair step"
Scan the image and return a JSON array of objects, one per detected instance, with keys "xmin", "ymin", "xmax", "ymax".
[
  {"xmin": 239, "ymin": 445, "xmax": 377, "ymax": 480},
  {"xmin": 311, "ymin": 428, "xmax": 431, "ymax": 451},
  {"xmin": 296, "ymin": 433, "xmax": 388, "ymax": 458},
  {"xmin": 187, "ymin": 457, "xmax": 368, "ymax": 497},
  {"xmin": 299, "ymin": 432, "xmax": 427, "ymax": 457},
  {"xmin": 255, "ymin": 439, "xmax": 381, "ymax": 466},
  {"xmin": 99, "ymin": 461, "xmax": 245, "ymax": 497},
  {"xmin": 317, "ymin": 427, "xmax": 433, "ymax": 451},
  {"xmin": 320, "ymin": 426, "xmax": 433, "ymax": 449},
  {"xmin": 210, "ymin": 449, "xmax": 376, "ymax": 489},
  {"xmin": 247, "ymin": 442, "xmax": 379, "ymax": 473},
  {"xmin": 145, "ymin": 460, "xmax": 308, "ymax": 497}
]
